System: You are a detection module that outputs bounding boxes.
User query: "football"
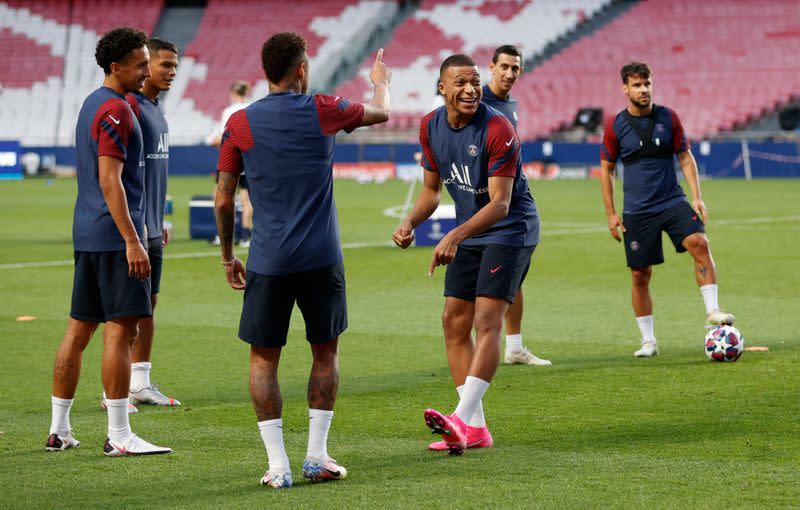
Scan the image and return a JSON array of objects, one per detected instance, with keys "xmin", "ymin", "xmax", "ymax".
[{"xmin": 705, "ymin": 325, "xmax": 744, "ymax": 362}]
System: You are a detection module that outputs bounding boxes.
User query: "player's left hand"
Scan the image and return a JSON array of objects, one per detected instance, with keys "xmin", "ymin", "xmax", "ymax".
[
  {"xmin": 428, "ymin": 232, "xmax": 458, "ymax": 276},
  {"xmin": 162, "ymin": 225, "xmax": 170, "ymax": 246},
  {"xmin": 693, "ymin": 198, "xmax": 708, "ymax": 224},
  {"xmin": 225, "ymin": 257, "xmax": 247, "ymax": 290}
]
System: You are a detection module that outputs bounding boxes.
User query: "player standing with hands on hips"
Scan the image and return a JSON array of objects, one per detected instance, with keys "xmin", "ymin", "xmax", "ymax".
[{"xmin": 600, "ymin": 61, "xmax": 735, "ymax": 358}]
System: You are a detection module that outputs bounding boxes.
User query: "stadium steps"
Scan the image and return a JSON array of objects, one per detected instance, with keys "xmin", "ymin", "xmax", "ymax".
[
  {"xmin": 322, "ymin": 0, "xmax": 418, "ymax": 94},
  {"xmin": 525, "ymin": 0, "xmax": 639, "ymax": 73},
  {"xmin": 152, "ymin": 5, "xmax": 205, "ymax": 54}
]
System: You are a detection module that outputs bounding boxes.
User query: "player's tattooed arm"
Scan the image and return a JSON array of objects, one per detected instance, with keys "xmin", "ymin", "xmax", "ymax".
[{"xmin": 214, "ymin": 171, "xmax": 240, "ymax": 261}]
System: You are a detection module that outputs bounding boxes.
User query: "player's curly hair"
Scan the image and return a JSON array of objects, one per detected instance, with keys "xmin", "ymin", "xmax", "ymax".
[
  {"xmin": 95, "ymin": 27, "xmax": 148, "ymax": 74},
  {"xmin": 261, "ymin": 32, "xmax": 307, "ymax": 84},
  {"xmin": 621, "ymin": 61, "xmax": 652, "ymax": 84}
]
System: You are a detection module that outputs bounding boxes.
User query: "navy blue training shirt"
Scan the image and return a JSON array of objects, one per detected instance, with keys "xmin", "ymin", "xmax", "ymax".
[
  {"xmin": 128, "ymin": 91, "xmax": 169, "ymax": 240},
  {"xmin": 218, "ymin": 92, "xmax": 364, "ymax": 275},
  {"xmin": 481, "ymin": 84, "xmax": 518, "ymax": 129},
  {"xmin": 420, "ymin": 103, "xmax": 539, "ymax": 247},
  {"xmin": 73, "ymin": 86, "xmax": 145, "ymax": 251},
  {"xmin": 601, "ymin": 105, "xmax": 690, "ymax": 215}
]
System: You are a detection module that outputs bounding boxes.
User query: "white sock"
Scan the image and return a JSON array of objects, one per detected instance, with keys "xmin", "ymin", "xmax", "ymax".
[
  {"xmin": 636, "ymin": 315, "xmax": 656, "ymax": 343},
  {"xmin": 700, "ymin": 284, "xmax": 719, "ymax": 314},
  {"xmin": 130, "ymin": 362, "xmax": 152, "ymax": 391},
  {"xmin": 307, "ymin": 409, "xmax": 333, "ymax": 463},
  {"xmin": 457, "ymin": 385, "xmax": 486, "ymax": 429},
  {"xmin": 50, "ymin": 396, "xmax": 73, "ymax": 437},
  {"xmin": 454, "ymin": 376, "xmax": 490, "ymax": 425},
  {"xmin": 106, "ymin": 398, "xmax": 131, "ymax": 442},
  {"xmin": 505, "ymin": 333, "xmax": 522, "ymax": 353},
  {"xmin": 258, "ymin": 418, "xmax": 290, "ymax": 473}
]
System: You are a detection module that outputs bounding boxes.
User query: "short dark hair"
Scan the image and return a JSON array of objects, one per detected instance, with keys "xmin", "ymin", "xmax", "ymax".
[
  {"xmin": 229, "ymin": 81, "xmax": 250, "ymax": 97},
  {"xmin": 261, "ymin": 32, "xmax": 307, "ymax": 83},
  {"xmin": 621, "ymin": 61, "xmax": 652, "ymax": 84},
  {"xmin": 147, "ymin": 37, "xmax": 177, "ymax": 56},
  {"xmin": 492, "ymin": 45, "xmax": 522, "ymax": 63},
  {"xmin": 95, "ymin": 27, "xmax": 148, "ymax": 74},
  {"xmin": 439, "ymin": 54, "xmax": 477, "ymax": 80}
]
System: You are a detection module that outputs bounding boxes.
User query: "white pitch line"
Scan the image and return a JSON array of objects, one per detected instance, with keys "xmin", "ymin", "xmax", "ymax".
[{"xmin": 3, "ymin": 215, "xmax": 797, "ymax": 270}]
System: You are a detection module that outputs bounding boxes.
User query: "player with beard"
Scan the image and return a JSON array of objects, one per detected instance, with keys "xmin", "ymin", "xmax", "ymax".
[
  {"xmin": 481, "ymin": 44, "xmax": 551, "ymax": 368},
  {"xmin": 600, "ymin": 61, "xmax": 735, "ymax": 358}
]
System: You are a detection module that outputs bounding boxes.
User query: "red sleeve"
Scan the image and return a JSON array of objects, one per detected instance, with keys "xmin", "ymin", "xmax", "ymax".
[
  {"xmin": 419, "ymin": 110, "xmax": 438, "ymax": 173},
  {"xmin": 670, "ymin": 109, "xmax": 690, "ymax": 154},
  {"xmin": 94, "ymin": 98, "xmax": 134, "ymax": 161},
  {"xmin": 600, "ymin": 116, "xmax": 619, "ymax": 162},
  {"xmin": 314, "ymin": 95, "xmax": 365, "ymax": 135},
  {"xmin": 217, "ymin": 109, "xmax": 253, "ymax": 175},
  {"xmin": 126, "ymin": 93, "xmax": 142, "ymax": 120},
  {"xmin": 486, "ymin": 114, "xmax": 519, "ymax": 178}
]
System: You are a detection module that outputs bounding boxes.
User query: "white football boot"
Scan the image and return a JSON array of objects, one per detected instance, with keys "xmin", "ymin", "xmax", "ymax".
[
  {"xmin": 634, "ymin": 340, "xmax": 659, "ymax": 357},
  {"xmin": 103, "ymin": 434, "xmax": 172, "ymax": 457},
  {"xmin": 504, "ymin": 347, "xmax": 552, "ymax": 366},
  {"xmin": 45, "ymin": 432, "xmax": 80, "ymax": 451},
  {"xmin": 261, "ymin": 470, "xmax": 293, "ymax": 489},
  {"xmin": 129, "ymin": 385, "xmax": 181, "ymax": 406},
  {"xmin": 706, "ymin": 309, "xmax": 735, "ymax": 329}
]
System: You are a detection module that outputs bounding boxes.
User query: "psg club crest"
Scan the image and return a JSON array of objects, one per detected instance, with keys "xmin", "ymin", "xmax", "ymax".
[
  {"xmin": 467, "ymin": 144, "xmax": 478, "ymax": 157},
  {"xmin": 630, "ymin": 240, "xmax": 639, "ymax": 251}
]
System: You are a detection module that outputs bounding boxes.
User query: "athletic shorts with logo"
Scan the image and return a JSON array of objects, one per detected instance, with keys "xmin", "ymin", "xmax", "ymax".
[
  {"xmin": 622, "ymin": 201, "xmax": 705, "ymax": 268},
  {"xmin": 444, "ymin": 244, "xmax": 536, "ymax": 303},
  {"xmin": 70, "ymin": 251, "xmax": 152, "ymax": 322},
  {"xmin": 238, "ymin": 262, "xmax": 347, "ymax": 347},
  {"xmin": 148, "ymin": 236, "xmax": 163, "ymax": 295}
]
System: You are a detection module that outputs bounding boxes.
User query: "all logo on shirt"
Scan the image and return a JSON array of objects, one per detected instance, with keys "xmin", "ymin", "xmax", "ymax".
[{"xmin": 467, "ymin": 144, "xmax": 478, "ymax": 157}]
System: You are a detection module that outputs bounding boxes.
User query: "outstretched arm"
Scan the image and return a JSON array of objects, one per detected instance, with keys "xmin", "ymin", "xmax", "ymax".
[{"xmin": 360, "ymin": 49, "xmax": 392, "ymax": 126}]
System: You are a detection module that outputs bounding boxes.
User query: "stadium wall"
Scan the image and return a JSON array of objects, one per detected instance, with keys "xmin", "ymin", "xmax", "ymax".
[{"xmin": 13, "ymin": 141, "xmax": 800, "ymax": 179}]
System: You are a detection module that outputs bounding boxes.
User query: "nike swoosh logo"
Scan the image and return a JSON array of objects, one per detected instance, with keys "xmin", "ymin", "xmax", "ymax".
[
  {"xmin": 505, "ymin": 138, "xmax": 513, "ymax": 146},
  {"xmin": 323, "ymin": 467, "xmax": 341, "ymax": 477},
  {"xmin": 109, "ymin": 115, "xmax": 120, "ymax": 125},
  {"xmin": 490, "ymin": 265, "xmax": 503, "ymax": 274}
]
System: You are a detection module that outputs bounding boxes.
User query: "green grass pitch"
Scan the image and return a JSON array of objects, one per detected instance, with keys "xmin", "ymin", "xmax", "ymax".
[{"xmin": 0, "ymin": 176, "xmax": 798, "ymax": 508}]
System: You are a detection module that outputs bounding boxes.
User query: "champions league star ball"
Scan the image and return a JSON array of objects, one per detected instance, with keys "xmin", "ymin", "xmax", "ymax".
[{"xmin": 704, "ymin": 325, "xmax": 744, "ymax": 362}]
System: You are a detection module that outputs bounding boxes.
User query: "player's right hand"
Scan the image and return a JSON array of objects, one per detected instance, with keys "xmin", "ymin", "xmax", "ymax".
[
  {"xmin": 126, "ymin": 241, "xmax": 151, "ymax": 280},
  {"xmin": 225, "ymin": 257, "xmax": 247, "ymax": 290},
  {"xmin": 607, "ymin": 213, "xmax": 625, "ymax": 242},
  {"xmin": 392, "ymin": 221, "xmax": 415, "ymax": 249},
  {"xmin": 369, "ymin": 48, "xmax": 392, "ymax": 86}
]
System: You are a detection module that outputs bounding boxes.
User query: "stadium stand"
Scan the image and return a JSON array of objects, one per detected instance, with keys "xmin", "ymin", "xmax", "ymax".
[
  {"xmin": 1, "ymin": 0, "xmax": 798, "ymax": 146},
  {"xmin": 172, "ymin": 0, "xmax": 398, "ymax": 143},
  {"xmin": 334, "ymin": 0, "xmax": 611, "ymax": 132},
  {"xmin": 0, "ymin": 0, "xmax": 162, "ymax": 145},
  {"xmin": 512, "ymin": 0, "xmax": 800, "ymax": 141}
]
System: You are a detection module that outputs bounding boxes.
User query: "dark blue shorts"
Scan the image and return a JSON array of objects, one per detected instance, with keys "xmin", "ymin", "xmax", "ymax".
[
  {"xmin": 238, "ymin": 262, "xmax": 347, "ymax": 347},
  {"xmin": 622, "ymin": 201, "xmax": 706, "ymax": 268},
  {"xmin": 70, "ymin": 251, "xmax": 152, "ymax": 323},
  {"xmin": 444, "ymin": 244, "xmax": 536, "ymax": 303},
  {"xmin": 147, "ymin": 236, "xmax": 163, "ymax": 295}
]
